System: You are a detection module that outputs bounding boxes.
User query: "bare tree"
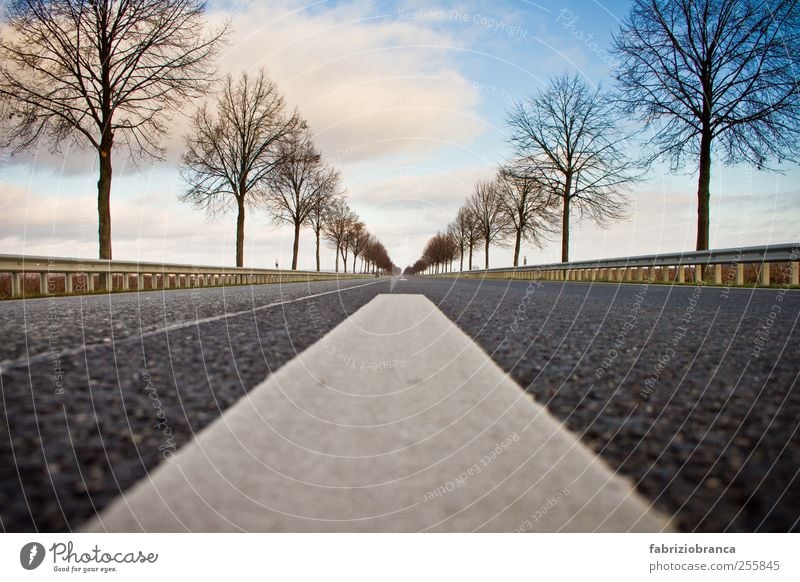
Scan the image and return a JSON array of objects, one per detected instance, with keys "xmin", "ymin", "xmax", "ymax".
[
  {"xmin": 307, "ymin": 168, "xmax": 340, "ymax": 271},
  {"xmin": 0, "ymin": 0, "xmax": 226, "ymax": 263},
  {"xmin": 612, "ymin": 0, "xmax": 800, "ymax": 250},
  {"xmin": 507, "ymin": 73, "xmax": 638, "ymax": 262},
  {"xmin": 323, "ymin": 198, "xmax": 357, "ymax": 273},
  {"xmin": 265, "ymin": 128, "xmax": 337, "ymax": 270},
  {"xmin": 181, "ymin": 70, "xmax": 300, "ymax": 267},
  {"xmin": 458, "ymin": 206, "xmax": 483, "ymax": 271},
  {"xmin": 340, "ymin": 219, "xmax": 365, "ymax": 273},
  {"xmin": 447, "ymin": 220, "xmax": 466, "ymax": 272},
  {"xmin": 496, "ymin": 164, "xmax": 558, "ymax": 266},
  {"xmin": 468, "ymin": 180, "xmax": 512, "ymax": 269},
  {"xmin": 349, "ymin": 224, "xmax": 370, "ymax": 273}
]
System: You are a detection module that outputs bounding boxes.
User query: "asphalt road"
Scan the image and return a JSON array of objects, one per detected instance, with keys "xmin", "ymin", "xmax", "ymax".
[
  {"xmin": 394, "ymin": 276, "xmax": 800, "ymax": 532},
  {"xmin": 0, "ymin": 278, "xmax": 391, "ymax": 531},
  {"xmin": 1, "ymin": 276, "xmax": 798, "ymax": 532}
]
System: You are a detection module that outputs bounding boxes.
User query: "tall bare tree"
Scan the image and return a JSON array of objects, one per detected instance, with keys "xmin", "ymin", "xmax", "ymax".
[
  {"xmin": 468, "ymin": 180, "xmax": 512, "ymax": 269},
  {"xmin": 265, "ymin": 128, "xmax": 336, "ymax": 270},
  {"xmin": 0, "ymin": 0, "xmax": 226, "ymax": 263},
  {"xmin": 458, "ymin": 206, "xmax": 483, "ymax": 271},
  {"xmin": 340, "ymin": 219, "xmax": 365, "ymax": 274},
  {"xmin": 323, "ymin": 198, "xmax": 357, "ymax": 273},
  {"xmin": 447, "ymin": 221, "xmax": 466, "ymax": 272},
  {"xmin": 349, "ymin": 223, "xmax": 370, "ymax": 273},
  {"xmin": 507, "ymin": 73, "xmax": 638, "ymax": 262},
  {"xmin": 612, "ymin": 0, "xmax": 800, "ymax": 250},
  {"xmin": 496, "ymin": 164, "xmax": 558, "ymax": 266},
  {"xmin": 306, "ymin": 168, "xmax": 340, "ymax": 272},
  {"xmin": 181, "ymin": 70, "xmax": 300, "ymax": 267}
]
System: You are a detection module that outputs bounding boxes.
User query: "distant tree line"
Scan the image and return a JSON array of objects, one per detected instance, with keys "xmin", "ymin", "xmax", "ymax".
[{"xmin": 407, "ymin": 0, "xmax": 800, "ymax": 273}]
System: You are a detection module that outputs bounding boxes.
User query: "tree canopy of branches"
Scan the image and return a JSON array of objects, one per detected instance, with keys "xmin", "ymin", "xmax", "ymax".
[
  {"xmin": 0, "ymin": 0, "xmax": 226, "ymax": 262},
  {"xmin": 507, "ymin": 73, "xmax": 638, "ymax": 262},
  {"xmin": 496, "ymin": 164, "xmax": 558, "ymax": 266},
  {"xmin": 322, "ymin": 198, "xmax": 357, "ymax": 273},
  {"xmin": 180, "ymin": 69, "xmax": 300, "ymax": 267},
  {"xmin": 612, "ymin": 0, "xmax": 800, "ymax": 250},
  {"xmin": 265, "ymin": 128, "xmax": 338, "ymax": 270},
  {"xmin": 468, "ymin": 180, "xmax": 512, "ymax": 269}
]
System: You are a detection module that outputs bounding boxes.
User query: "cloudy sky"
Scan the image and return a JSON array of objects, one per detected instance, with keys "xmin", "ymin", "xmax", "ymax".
[{"xmin": 1, "ymin": 0, "xmax": 798, "ymax": 271}]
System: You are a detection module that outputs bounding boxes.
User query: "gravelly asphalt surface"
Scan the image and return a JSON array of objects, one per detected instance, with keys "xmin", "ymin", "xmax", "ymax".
[
  {"xmin": 395, "ymin": 276, "xmax": 800, "ymax": 533},
  {"xmin": 0, "ymin": 278, "xmax": 390, "ymax": 532},
  {"xmin": 1, "ymin": 276, "xmax": 798, "ymax": 532}
]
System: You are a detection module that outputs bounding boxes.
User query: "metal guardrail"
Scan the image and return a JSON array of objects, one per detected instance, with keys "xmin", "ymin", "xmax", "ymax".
[
  {"xmin": 433, "ymin": 243, "xmax": 800, "ymax": 287},
  {"xmin": 0, "ymin": 254, "xmax": 370, "ymax": 298}
]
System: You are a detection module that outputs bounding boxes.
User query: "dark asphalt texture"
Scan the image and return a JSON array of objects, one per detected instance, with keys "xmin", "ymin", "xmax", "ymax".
[
  {"xmin": 0, "ymin": 278, "xmax": 390, "ymax": 531},
  {"xmin": 1, "ymin": 276, "xmax": 798, "ymax": 532},
  {"xmin": 395, "ymin": 276, "xmax": 800, "ymax": 533}
]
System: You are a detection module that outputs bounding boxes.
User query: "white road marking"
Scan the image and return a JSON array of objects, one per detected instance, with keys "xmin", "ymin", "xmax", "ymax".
[{"xmin": 84, "ymin": 294, "xmax": 672, "ymax": 532}]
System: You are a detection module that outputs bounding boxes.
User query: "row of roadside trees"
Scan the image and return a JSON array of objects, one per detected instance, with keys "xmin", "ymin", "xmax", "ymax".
[
  {"xmin": 0, "ymin": 0, "xmax": 393, "ymax": 273},
  {"xmin": 408, "ymin": 0, "xmax": 800, "ymax": 273},
  {"xmin": 408, "ymin": 72, "xmax": 631, "ymax": 274},
  {"xmin": 179, "ymin": 69, "xmax": 392, "ymax": 272}
]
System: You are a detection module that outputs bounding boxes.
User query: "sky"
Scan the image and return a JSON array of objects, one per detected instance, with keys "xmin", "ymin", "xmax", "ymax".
[{"xmin": 1, "ymin": 0, "xmax": 798, "ymax": 271}]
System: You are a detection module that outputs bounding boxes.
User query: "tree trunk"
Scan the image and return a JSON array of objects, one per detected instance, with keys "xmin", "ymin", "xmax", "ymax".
[
  {"xmin": 696, "ymin": 125, "xmax": 713, "ymax": 251},
  {"xmin": 513, "ymin": 227, "xmax": 522, "ymax": 267},
  {"xmin": 561, "ymin": 175, "xmax": 571, "ymax": 262},
  {"xmin": 97, "ymin": 142, "xmax": 113, "ymax": 262},
  {"xmin": 315, "ymin": 230, "xmax": 321, "ymax": 271},
  {"xmin": 235, "ymin": 196, "xmax": 245, "ymax": 268},
  {"xmin": 290, "ymin": 221, "xmax": 301, "ymax": 270},
  {"xmin": 484, "ymin": 238, "xmax": 490, "ymax": 269},
  {"xmin": 459, "ymin": 248, "xmax": 464, "ymax": 272},
  {"xmin": 468, "ymin": 243, "xmax": 473, "ymax": 271},
  {"xmin": 352, "ymin": 254, "xmax": 357, "ymax": 273},
  {"xmin": 334, "ymin": 244, "xmax": 339, "ymax": 273}
]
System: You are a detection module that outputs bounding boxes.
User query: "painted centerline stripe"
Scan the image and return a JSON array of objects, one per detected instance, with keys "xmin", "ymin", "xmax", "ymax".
[{"xmin": 84, "ymin": 294, "xmax": 672, "ymax": 532}]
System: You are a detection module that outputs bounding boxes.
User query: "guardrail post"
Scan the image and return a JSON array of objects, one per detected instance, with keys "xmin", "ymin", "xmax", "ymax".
[
  {"xmin": 694, "ymin": 264, "xmax": 702, "ymax": 283},
  {"xmin": 87, "ymin": 273, "xmax": 95, "ymax": 292},
  {"xmin": 677, "ymin": 266, "xmax": 685, "ymax": 283},
  {"xmin": 39, "ymin": 272, "xmax": 48, "ymax": 295},
  {"xmin": 760, "ymin": 264, "xmax": 770, "ymax": 286},
  {"xmin": 11, "ymin": 272, "xmax": 22, "ymax": 297},
  {"xmin": 714, "ymin": 264, "xmax": 723, "ymax": 285},
  {"xmin": 65, "ymin": 273, "xmax": 73, "ymax": 293},
  {"xmin": 662, "ymin": 267, "xmax": 670, "ymax": 283},
  {"xmin": 736, "ymin": 264, "xmax": 744, "ymax": 286},
  {"xmin": 791, "ymin": 262, "xmax": 799, "ymax": 286}
]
